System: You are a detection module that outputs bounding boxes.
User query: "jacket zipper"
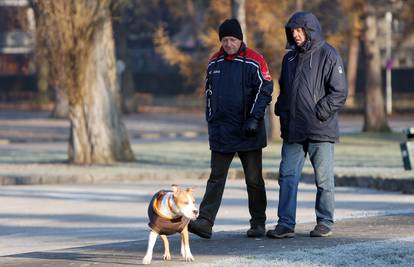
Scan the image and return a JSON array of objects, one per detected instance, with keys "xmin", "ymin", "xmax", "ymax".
[{"xmin": 206, "ymin": 85, "xmax": 212, "ymax": 118}]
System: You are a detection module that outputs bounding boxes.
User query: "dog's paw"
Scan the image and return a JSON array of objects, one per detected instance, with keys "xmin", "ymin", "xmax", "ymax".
[
  {"xmin": 163, "ymin": 252, "xmax": 171, "ymax": 261},
  {"xmin": 185, "ymin": 255, "xmax": 195, "ymax": 262},
  {"xmin": 142, "ymin": 255, "xmax": 152, "ymax": 265},
  {"xmin": 184, "ymin": 253, "xmax": 194, "ymax": 262}
]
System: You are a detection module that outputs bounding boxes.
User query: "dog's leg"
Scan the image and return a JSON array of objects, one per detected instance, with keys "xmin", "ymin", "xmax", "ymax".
[
  {"xmin": 142, "ymin": 230, "xmax": 158, "ymax": 265},
  {"xmin": 180, "ymin": 234, "xmax": 185, "ymax": 258},
  {"xmin": 160, "ymin": 235, "xmax": 171, "ymax": 261},
  {"xmin": 180, "ymin": 225, "xmax": 194, "ymax": 262}
]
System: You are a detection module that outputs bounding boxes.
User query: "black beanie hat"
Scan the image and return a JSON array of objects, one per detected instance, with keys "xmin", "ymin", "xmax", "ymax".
[{"xmin": 219, "ymin": 18, "xmax": 243, "ymax": 41}]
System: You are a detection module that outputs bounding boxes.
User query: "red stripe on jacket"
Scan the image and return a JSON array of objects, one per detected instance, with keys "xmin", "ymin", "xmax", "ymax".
[{"xmin": 208, "ymin": 45, "xmax": 272, "ymax": 81}]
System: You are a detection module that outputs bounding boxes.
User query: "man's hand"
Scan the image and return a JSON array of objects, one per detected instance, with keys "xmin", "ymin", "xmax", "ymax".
[{"xmin": 243, "ymin": 117, "xmax": 260, "ymax": 137}]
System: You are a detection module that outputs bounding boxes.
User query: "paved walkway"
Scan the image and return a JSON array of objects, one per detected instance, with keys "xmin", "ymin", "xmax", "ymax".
[
  {"xmin": 0, "ymin": 179, "xmax": 414, "ymax": 266},
  {"xmin": 1, "ymin": 111, "xmax": 414, "ymax": 266}
]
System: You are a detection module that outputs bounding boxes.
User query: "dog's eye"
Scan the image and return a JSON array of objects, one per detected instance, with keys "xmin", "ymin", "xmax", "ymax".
[{"xmin": 183, "ymin": 201, "xmax": 189, "ymax": 205}]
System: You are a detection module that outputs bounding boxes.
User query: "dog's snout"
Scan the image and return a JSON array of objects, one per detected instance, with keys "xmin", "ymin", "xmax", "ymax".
[{"xmin": 193, "ymin": 210, "xmax": 199, "ymax": 216}]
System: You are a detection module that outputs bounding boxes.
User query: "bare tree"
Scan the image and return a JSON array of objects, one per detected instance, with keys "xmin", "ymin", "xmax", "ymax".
[
  {"xmin": 32, "ymin": 0, "xmax": 134, "ymax": 164},
  {"xmin": 362, "ymin": 2, "xmax": 390, "ymax": 132},
  {"xmin": 231, "ymin": 0, "xmax": 246, "ymax": 43},
  {"xmin": 296, "ymin": 0, "xmax": 304, "ymax": 10},
  {"xmin": 153, "ymin": 0, "xmax": 208, "ymax": 94},
  {"xmin": 12, "ymin": 4, "xmax": 54, "ymax": 108},
  {"xmin": 30, "ymin": 5, "xmax": 69, "ymax": 118},
  {"xmin": 346, "ymin": 15, "xmax": 361, "ymax": 108},
  {"xmin": 113, "ymin": 4, "xmax": 137, "ymax": 113},
  {"xmin": 341, "ymin": 0, "xmax": 365, "ymax": 108}
]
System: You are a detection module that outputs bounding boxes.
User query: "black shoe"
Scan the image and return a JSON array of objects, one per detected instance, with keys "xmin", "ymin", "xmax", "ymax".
[
  {"xmin": 246, "ymin": 225, "xmax": 265, "ymax": 238},
  {"xmin": 310, "ymin": 224, "xmax": 332, "ymax": 237},
  {"xmin": 266, "ymin": 224, "xmax": 295, "ymax": 239},
  {"xmin": 188, "ymin": 218, "xmax": 213, "ymax": 239}
]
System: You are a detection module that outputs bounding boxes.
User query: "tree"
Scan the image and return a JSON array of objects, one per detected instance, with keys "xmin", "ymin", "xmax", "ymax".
[
  {"xmin": 231, "ymin": 0, "xmax": 246, "ymax": 43},
  {"xmin": 345, "ymin": 14, "xmax": 362, "ymax": 107},
  {"xmin": 362, "ymin": 2, "xmax": 390, "ymax": 132},
  {"xmin": 153, "ymin": 0, "xmax": 210, "ymax": 94},
  {"xmin": 11, "ymin": 4, "xmax": 55, "ymax": 109},
  {"xmin": 393, "ymin": 0, "xmax": 414, "ymax": 53},
  {"xmin": 112, "ymin": 3, "xmax": 138, "ymax": 113},
  {"xmin": 30, "ymin": 4, "xmax": 69, "ymax": 118},
  {"xmin": 340, "ymin": 1, "xmax": 365, "ymax": 108},
  {"xmin": 32, "ymin": 0, "xmax": 135, "ymax": 164}
]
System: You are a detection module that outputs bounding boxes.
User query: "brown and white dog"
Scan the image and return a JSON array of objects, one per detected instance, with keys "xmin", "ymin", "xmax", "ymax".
[{"xmin": 142, "ymin": 185, "xmax": 198, "ymax": 265}]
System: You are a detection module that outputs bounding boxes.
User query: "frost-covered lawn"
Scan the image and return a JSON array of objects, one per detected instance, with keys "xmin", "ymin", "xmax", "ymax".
[{"xmin": 198, "ymin": 237, "xmax": 414, "ymax": 267}]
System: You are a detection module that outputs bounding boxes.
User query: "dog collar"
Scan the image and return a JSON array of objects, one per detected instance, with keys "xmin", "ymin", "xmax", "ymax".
[{"xmin": 153, "ymin": 192, "xmax": 180, "ymax": 220}]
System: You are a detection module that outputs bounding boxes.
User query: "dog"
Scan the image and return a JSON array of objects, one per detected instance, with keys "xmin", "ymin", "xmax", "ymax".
[{"xmin": 142, "ymin": 184, "xmax": 198, "ymax": 265}]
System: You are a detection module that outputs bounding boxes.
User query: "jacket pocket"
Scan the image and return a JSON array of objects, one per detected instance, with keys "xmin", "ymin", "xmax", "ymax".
[
  {"xmin": 315, "ymin": 102, "xmax": 330, "ymax": 122},
  {"xmin": 310, "ymin": 110, "xmax": 329, "ymax": 133},
  {"xmin": 279, "ymin": 111, "xmax": 289, "ymax": 135}
]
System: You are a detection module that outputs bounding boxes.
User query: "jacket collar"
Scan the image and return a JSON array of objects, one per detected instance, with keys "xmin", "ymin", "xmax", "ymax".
[{"xmin": 219, "ymin": 42, "xmax": 246, "ymax": 60}]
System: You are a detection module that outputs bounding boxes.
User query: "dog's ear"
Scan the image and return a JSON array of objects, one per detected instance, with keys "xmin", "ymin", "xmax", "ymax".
[
  {"xmin": 185, "ymin": 188, "xmax": 194, "ymax": 194},
  {"xmin": 171, "ymin": 184, "xmax": 180, "ymax": 194}
]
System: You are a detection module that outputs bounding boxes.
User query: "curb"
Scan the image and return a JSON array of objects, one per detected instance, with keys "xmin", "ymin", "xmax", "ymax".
[
  {"xmin": 1, "ymin": 169, "xmax": 413, "ymax": 194},
  {"xmin": 302, "ymin": 172, "xmax": 414, "ymax": 194}
]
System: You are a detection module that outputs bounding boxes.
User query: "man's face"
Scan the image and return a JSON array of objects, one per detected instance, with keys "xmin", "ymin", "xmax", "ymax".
[
  {"xmin": 221, "ymin": 36, "xmax": 242, "ymax": 55},
  {"xmin": 291, "ymin": 27, "xmax": 306, "ymax": 47}
]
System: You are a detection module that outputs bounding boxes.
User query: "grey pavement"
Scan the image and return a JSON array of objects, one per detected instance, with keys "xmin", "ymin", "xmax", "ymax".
[
  {"xmin": 0, "ymin": 179, "xmax": 414, "ymax": 266},
  {"xmin": 0, "ymin": 110, "xmax": 414, "ymax": 266}
]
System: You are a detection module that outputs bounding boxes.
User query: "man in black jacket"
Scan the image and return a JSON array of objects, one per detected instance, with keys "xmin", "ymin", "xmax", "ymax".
[
  {"xmin": 188, "ymin": 18, "xmax": 273, "ymax": 239},
  {"xmin": 267, "ymin": 12, "xmax": 347, "ymax": 239}
]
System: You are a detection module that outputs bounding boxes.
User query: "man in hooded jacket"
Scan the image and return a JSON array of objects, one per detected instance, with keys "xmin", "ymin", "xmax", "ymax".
[
  {"xmin": 188, "ymin": 18, "xmax": 273, "ymax": 239},
  {"xmin": 267, "ymin": 12, "xmax": 347, "ymax": 239}
]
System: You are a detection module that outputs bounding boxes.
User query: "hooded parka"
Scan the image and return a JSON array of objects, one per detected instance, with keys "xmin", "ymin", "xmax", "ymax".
[{"xmin": 275, "ymin": 12, "xmax": 348, "ymax": 143}]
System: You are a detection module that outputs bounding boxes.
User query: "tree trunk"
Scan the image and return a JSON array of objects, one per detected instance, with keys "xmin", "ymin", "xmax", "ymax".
[
  {"xmin": 362, "ymin": 4, "xmax": 390, "ymax": 132},
  {"xmin": 50, "ymin": 87, "xmax": 69, "ymax": 118},
  {"xmin": 186, "ymin": 0, "xmax": 202, "ymax": 47},
  {"xmin": 30, "ymin": 5, "xmax": 51, "ymax": 106},
  {"xmin": 346, "ymin": 15, "xmax": 361, "ymax": 108},
  {"xmin": 35, "ymin": 56, "xmax": 51, "ymax": 105},
  {"xmin": 296, "ymin": 0, "xmax": 304, "ymax": 10},
  {"xmin": 231, "ymin": 0, "xmax": 246, "ymax": 43},
  {"xmin": 113, "ymin": 19, "xmax": 136, "ymax": 114},
  {"xmin": 33, "ymin": 1, "xmax": 135, "ymax": 164},
  {"xmin": 68, "ymin": 7, "xmax": 134, "ymax": 164}
]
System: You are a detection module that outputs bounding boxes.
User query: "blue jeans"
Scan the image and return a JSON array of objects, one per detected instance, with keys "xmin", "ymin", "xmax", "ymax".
[{"xmin": 277, "ymin": 141, "xmax": 335, "ymax": 230}]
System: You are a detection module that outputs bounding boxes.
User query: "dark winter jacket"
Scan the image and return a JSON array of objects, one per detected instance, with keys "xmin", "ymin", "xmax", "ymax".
[
  {"xmin": 275, "ymin": 12, "xmax": 348, "ymax": 143},
  {"xmin": 205, "ymin": 43, "xmax": 273, "ymax": 153}
]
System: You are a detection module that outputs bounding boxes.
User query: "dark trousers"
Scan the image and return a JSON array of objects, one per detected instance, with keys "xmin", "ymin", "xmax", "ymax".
[{"xmin": 198, "ymin": 149, "xmax": 267, "ymax": 227}]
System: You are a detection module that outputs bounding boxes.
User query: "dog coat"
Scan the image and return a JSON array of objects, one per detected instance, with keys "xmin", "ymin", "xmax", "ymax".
[{"xmin": 148, "ymin": 190, "xmax": 190, "ymax": 235}]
